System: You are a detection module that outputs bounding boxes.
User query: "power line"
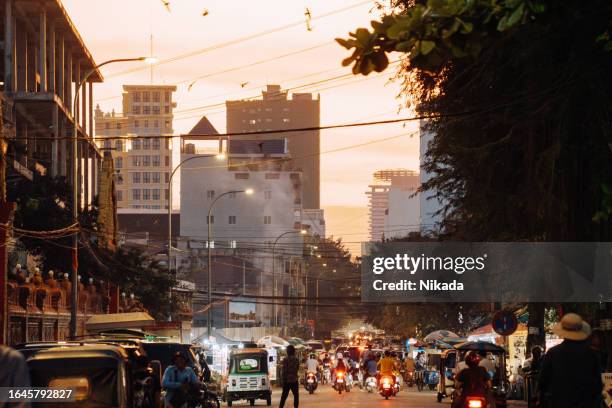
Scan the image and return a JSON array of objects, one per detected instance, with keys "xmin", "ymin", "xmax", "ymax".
[{"xmin": 104, "ymin": 1, "xmax": 372, "ymax": 79}]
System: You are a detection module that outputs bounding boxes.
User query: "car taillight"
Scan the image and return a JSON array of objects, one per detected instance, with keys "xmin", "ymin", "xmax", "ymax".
[{"xmin": 467, "ymin": 399, "xmax": 484, "ymax": 408}]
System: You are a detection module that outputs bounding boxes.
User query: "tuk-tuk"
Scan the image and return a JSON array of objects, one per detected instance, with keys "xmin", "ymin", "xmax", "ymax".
[
  {"xmin": 27, "ymin": 344, "xmax": 134, "ymax": 407},
  {"xmin": 437, "ymin": 341, "xmax": 508, "ymax": 407},
  {"xmin": 223, "ymin": 348, "xmax": 271, "ymax": 407}
]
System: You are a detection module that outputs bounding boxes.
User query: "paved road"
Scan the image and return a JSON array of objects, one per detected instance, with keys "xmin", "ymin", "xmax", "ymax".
[
  {"xmin": 228, "ymin": 382, "xmax": 447, "ymax": 407},
  {"xmin": 224, "ymin": 383, "xmax": 528, "ymax": 407}
]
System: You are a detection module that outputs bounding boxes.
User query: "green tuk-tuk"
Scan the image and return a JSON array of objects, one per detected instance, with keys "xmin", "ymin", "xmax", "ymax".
[{"xmin": 223, "ymin": 348, "xmax": 271, "ymax": 407}]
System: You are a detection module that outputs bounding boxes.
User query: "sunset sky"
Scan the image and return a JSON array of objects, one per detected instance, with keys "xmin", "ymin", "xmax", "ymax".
[{"xmin": 62, "ymin": 0, "xmax": 421, "ymax": 251}]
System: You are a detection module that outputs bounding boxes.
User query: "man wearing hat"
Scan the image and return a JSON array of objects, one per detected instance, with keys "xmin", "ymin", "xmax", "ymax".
[{"xmin": 538, "ymin": 313, "xmax": 603, "ymax": 408}]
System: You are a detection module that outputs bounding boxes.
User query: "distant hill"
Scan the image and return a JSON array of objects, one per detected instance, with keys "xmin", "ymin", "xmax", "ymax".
[{"xmin": 323, "ymin": 205, "xmax": 369, "ymax": 257}]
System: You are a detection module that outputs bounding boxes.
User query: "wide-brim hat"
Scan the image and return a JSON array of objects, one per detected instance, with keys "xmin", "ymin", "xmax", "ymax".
[{"xmin": 552, "ymin": 313, "xmax": 591, "ymax": 341}]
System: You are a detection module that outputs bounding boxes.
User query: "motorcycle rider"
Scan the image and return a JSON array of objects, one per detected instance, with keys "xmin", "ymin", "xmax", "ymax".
[
  {"xmin": 404, "ymin": 355, "xmax": 415, "ymax": 381},
  {"xmin": 377, "ymin": 350, "xmax": 397, "ymax": 388},
  {"xmin": 364, "ymin": 353, "xmax": 378, "ymax": 387},
  {"xmin": 305, "ymin": 353, "xmax": 320, "ymax": 382},
  {"xmin": 333, "ymin": 352, "xmax": 348, "ymax": 384},
  {"xmin": 452, "ymin": 351, "xmax": 491, "ymax": 408}
]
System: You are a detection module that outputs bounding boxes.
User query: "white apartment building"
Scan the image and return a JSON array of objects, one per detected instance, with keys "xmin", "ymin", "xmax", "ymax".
[
  {"xmin": 367, "ymin": 169, "xmax": 420, "ymax": 241},
  {"xmin": 179, "ymin": 136, "xmax": 306, "ymax": 328},
  {"xmin": 95, "ymin": 85, "xmax": 177, "ymax": 211}
]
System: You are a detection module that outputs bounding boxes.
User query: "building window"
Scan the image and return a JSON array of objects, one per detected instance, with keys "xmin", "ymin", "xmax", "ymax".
[
  {"xmin": 115, "ymin": 157, "xmax": 123, "ymax": 169},
  {"xmin": 134, "ymin": 120, "xmax": 140, "ymax": 129},
  {"xmin": 143, "ymin": 189, "xmax": 151, "ymax": 200},
  {"xmin": 248, "ymin": 119, "xmax": 256, "ymax": 125},
  {"xmin": 230, "ymin": 240, "xmax": 237, "ymax": 248},
  {"xmin": 143, "ymin": 92, "xmax": 150, "ymax": 102},
  {"xmin": 235, "ymin": 173, "xmax": 249, "ymax": 180},
  {"xmin": 165, "ymin": 156, "xmax": 170, "ymax": 166},
  {"xmin": 265, "ymin": 107, "xmax": 272, "ymax": 112},
  {"xmin": 153, "ymin": 120, "xmax": 159, "ymax": 128},
  {"xmin": 164, "ymin": 138, "xmax": 170, "ymax": 149},
  {"xmin": 265, "ymin": 173, "xmax": 280, "ymax": 180},
  {"xmin": 228, "ymin": 215, "xmax": 236, "ymax": 224},
  {"xmin": 143, "ymin": 156, "xmax": 151, "ymax": 166},
  {"xmin": 132, "ymin": 156, "xmax": 141, "ymax": 167},
  {"xmin": 133, "ymin": 139, "xmax": 141, "ymax": 150},
  {"xmin": 264, "ymin": 215, "xmax": 272, "ymax": 225},
  {"xmin": 117, "ymin": 190, "xmax": 123, "ymax": 201},
  {"xmin": 133, "ymin": 92, "xmax": 141, "ymax": 102},
  {"xmin": 116, "ymin": 174, "xmax": 123, "ymax": 185},
  {"xmin": 143, "ymin": 138, "xmax": 150, "ymax": 150},
  {"xmin": 165, "ymin": 172, "xmax": 169, "ymax": 183},
  {"xmin": 153, "ymin": 91, "xmax": 160, "ymax": 102},
  {"xmin": 165, "ymin": 119, "xmax": 171, "ymax": 129},
  {"xmin": 115, "ymin": 140, "xmax": 123, "ymax": 151},
  {"xmin": 132, "ymin": 106, "xmax": 141, "ymax": 114},
  {"xmin": 165, "ymin": 91, "xmax": 171, "ymax": 102},
  {"xmin": 206, "ymin": 215, "xmax": 214, "ymax": 224},
  {"xmin": 265, "ymin": 118, "xmax": 272, "ymax": 122},
  {"xmin": 132, "ymin": 189, "xmax": 141, "ymax": 200},
  {"xmin": 152, "ymin": 189, "xmax": 160, "ymax": 200},
  {"xmin": 144, "ymin": 120, "xmax": 149, "ymax": 128},
  {"xmin": 152, "ymin": 156, "xmax": 161, "ymax": 166},
  {"xmin": 143, "ymin": 106, "xmax": 151, "ymax": 115},
  {"xmin": 283, "ymin": 107, "xmax": 290, "ymax": 112},
  {"xmin": 153, "ymin": 106, "xmax": 160, "ymax": 115},
  {"xmin": 142, "ymin": 172, "xmax": 150, "ymax": 183},
  {"xmin": 165, "ymin": 189, "xmax": 169, "ymax": 200},
  {"xmin": 132, "ymin": 172, "xmax": 141, "ymax": 183},
  {"xmin": 282, "ymin": 118, "xmax": 290, "ymax": 123},
  {"xmin": 152, "ymin": 138, "xmax": 160, "ymax": 150},
  {"xmin": 116, "ymin": 123, "xmax": 121, "ymax": 130},
  {"xmin": 105, "ymin": 123, "xmax": 110, "ymax": 130},
  {"xmin": 152, "ymin": 172, "xmax": 160, "ymax": 183},
  {"xmin": 264, "ymin": 190, "xmax": 272, "ymax": 200},
  {"xmin": 164, "ymin": 106, "xmax": 170, "ymax": 114},
  {"xmin": 104, "ymin": 139, "xmax": 111, "ymax": 149},
  {"xmin": 206, "ymin": 190, "xmax": 215, "ymax": 199}
]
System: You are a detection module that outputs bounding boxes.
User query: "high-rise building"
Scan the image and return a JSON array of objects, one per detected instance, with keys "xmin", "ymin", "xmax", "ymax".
[
  {"xmin": 95, "ymin": 85, "xmax": 177, "ymax": 211},
  {"xmin": 367, "ymin": 169, "xmax": 420, "ymax": 241},
  {"xmin": 226, "ymin": 85, "xmax": 320, "ymax": 209}
]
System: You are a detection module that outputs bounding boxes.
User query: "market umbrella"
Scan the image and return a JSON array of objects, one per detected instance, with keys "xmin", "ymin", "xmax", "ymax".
[
  {"xmin": 454, "ymin": 341, "xmax": 505, "ymax": 353},
  {"xmin": 424, "ymin": 330, "xmax": 459, "ymax": 343}
]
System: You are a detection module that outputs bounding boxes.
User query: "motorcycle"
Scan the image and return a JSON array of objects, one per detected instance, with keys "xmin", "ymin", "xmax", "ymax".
[
  {"xmin": 404, "ymin": 370, "xmax": 415, "ymax": 387},
  {"xmin": 379, "ymin": 375, "xmax": 395, "ymax": 400},
  {"xmin": 356, "ymin": 370, "xmax": 364, "ymax": 389},
  {"xmin": 304, "ymin": 372, "xmax": 318, "ymax": 395},
  {"xmin": 393, "ymin": 374, "xmax": 401, "ymax": 395},
  {"xmin": 322, "ymin": 364, "xmax": 331, "ymax": 385},
  {"xmin": 365, "ymin": 375, "xmax": 377, "ymax": 393},
  {"xmin": 333, "ymin": 371, "xmax": 346, "ymax": 394}
]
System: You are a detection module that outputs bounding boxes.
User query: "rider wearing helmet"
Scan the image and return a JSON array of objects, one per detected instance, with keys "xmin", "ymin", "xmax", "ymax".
[
  {"xmin": 306, "ymin": 353, "xmax": 320, "ymax": 381},
  {"xmin": 454, "ymin": 351, "xmax": 491, "ymax": 407}
]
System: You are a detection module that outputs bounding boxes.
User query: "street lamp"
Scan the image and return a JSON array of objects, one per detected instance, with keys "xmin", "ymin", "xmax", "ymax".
[
  {"xmin": 272, "ymin": 229, "xmax": 307, "ymax": 327},
  {"xmin": 167, "ymin": 153, "xmax": 225, "ymax": 274},
  {"xmin": 70, "ymin": 56, "xmax": 154, "ymax": 339},
  {"xmin": 207, "ymin": 189, "xmax": 253, "ymax": 337}
]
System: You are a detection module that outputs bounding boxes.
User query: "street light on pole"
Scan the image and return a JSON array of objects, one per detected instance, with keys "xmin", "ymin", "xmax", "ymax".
[
  {"xmin": 70, "ymin": 56, "xmax": 155, "ymax": 339},
  {"xmin": 272, "ymin": 229, "xmax": 307, "ymax": 328},
  {"xmin": 207, "ymin": 188, "xmax": 253, "ymax": 338},
  {"xmin": 167, "ymin": 153, "xmax": 225, "ymax": 275}
]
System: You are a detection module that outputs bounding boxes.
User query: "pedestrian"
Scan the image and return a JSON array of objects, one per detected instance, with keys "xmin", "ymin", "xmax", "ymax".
[
  {"xmin": 0, "ymin": 345, "xmax": 31, "ymax": 408},
  {"xmin": 538, "ymin": 313, "xmax": 604, "ymax": 408},
  {"xmin": 279, "ymin": 345, "xmax": 299, "ymax": 408},
  {"xmin": 162, "ymin": 352, "xmax": 199, "ymax": 408}
]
